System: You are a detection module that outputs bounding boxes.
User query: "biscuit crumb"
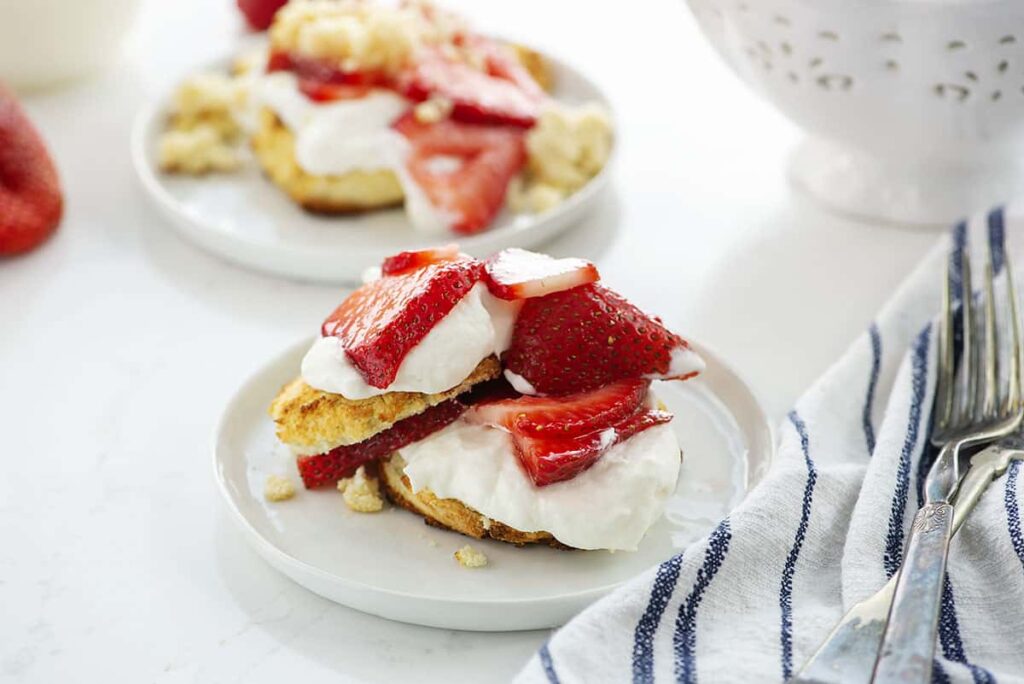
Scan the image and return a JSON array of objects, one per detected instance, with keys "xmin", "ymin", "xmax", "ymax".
[
  {"xmin": 510, "ymin": 102, "xmax": 613, "ymax": 214},
  {"xmin": 264, "ymin": 474, "xmax": 297, "ymax": 502},
  {"xmin": 337, "ymin": 465, "xmax": 384, "ymax": 513},
  {"xmin": 454, "ymin": 544, "xmax": 488, "ymax": 568},
  {"xmin": 414, "ymin": 97, "xmax": 453, "ymax": 124},
  {"xmin": 159, "ymin": 125, "xmax": 242, "ymax": 174},
  {"xmin": 160, "ymin": 71, "xmax": 250, "ymax": 175}
]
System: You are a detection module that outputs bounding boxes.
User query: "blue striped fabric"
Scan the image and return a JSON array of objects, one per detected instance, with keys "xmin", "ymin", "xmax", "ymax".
[
  {"xmin": 632, "ymin": 554, "xmax": 684, "ymax": 684},
  {"xmin": 538, "ymin": 643, "xmax": 560, "ymax": 684},
  {"xmin": 884, "ymin": 326, "xmax": 932, "ymax": 577},
  {"xmin": 673, "ymin": 520, "xmax": 732, "ymax": 684},
  {"xmin": 864, "ymin": 323, "xmax": 882, "ymax": 455},
  {"xmin": 779, "ymin": 411, "xmax": 817, "ymax": 681},
  {"xmin": 516, "ymin": 207, "xmax": 1024, "ymax": 684},
  {"xmin": 1006, "ymin": 461, "xmax": 1024, "ymax": 574}
]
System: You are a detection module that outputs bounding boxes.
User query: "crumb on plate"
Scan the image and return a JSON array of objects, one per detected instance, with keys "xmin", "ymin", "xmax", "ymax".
[
  {"xmin": 264, "ymin": 474, "xmax": 297, "ymax": 502},
  {"xmin": 454, "ymin": 544, "xmax": 488, "ymax": 568},
  {"xmin": 337, "ymin": 465, "xmax": 384, "ymax": 513},
  {"xmin": 510, "ymin": 102, "xmax": 613, "ymax": 214}
]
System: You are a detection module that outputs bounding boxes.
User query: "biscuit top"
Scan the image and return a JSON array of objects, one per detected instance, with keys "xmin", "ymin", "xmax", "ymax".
[
  {"xmin": 270, "ymin": 0, "xmax": 463, "ymax": 76},
  {"xmin": 270, "ymin": 355, "xmax": 500, "ymax": 454}
]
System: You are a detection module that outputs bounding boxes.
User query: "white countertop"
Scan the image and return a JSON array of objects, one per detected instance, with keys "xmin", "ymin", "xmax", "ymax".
[{"xmin": 0, "ymin": 1, "xmax": 940, "ymax": 682}]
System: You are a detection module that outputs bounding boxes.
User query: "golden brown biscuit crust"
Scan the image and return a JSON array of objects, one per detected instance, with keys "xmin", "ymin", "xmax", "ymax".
[
  {"xmin": 269, "ymin": 355, "xmax": 500, "ymax": 454},
  {"xmin": 379, "ymin": 454, "xmax": 573, "ymax": 550},
  {"xmin": 250, "ymin": 108, "xmax": 405, "ymax": 213}
]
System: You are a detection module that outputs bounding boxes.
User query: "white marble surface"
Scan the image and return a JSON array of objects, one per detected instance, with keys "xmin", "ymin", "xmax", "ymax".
[{"xmin": 0, "ymin": 1, "xmax": 941, "ymax": 682}]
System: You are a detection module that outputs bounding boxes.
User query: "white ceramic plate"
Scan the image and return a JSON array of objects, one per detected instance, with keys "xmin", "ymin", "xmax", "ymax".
[
  {"xmin": 213, "ymin": 338, "xmax": 774, "ymax": 632},
  {"xmin": 132, "ymin": 52, "xmax": 614, "ymax": 284}
]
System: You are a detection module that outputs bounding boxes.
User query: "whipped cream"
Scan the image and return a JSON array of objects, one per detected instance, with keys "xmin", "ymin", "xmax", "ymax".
[
  {"xmin": 400, "ymin": 419, "xmax": 681, "ymax": 551},
  {"xmin": 663, "ymin": 346, "xmax": 706, "ymax": 379},
  {"xmin": 301, "ymin": 283, "xmax": 518, "ymax": 399},
  {"xmin": 253, "ymin": 71, "xmax": 450, "ymax": 232}
]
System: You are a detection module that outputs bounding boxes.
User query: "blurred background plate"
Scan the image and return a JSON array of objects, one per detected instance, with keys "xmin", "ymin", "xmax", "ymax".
[
  {"xmin": 213, "ymin": 337, "xmax": 774, "ymax": 631},
  {"xmin": 132, "ymin": 51, "xmax": 614, "ymax": 284}
]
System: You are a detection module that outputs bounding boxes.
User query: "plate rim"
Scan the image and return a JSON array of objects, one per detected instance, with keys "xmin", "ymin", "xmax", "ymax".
[
  {"xmin": 212, "ymin": 336, "xmax": 776, "ymax": 613},
  {"xmin": 132, "ymin": 48, "xmax": 618, "ymax": 284}
]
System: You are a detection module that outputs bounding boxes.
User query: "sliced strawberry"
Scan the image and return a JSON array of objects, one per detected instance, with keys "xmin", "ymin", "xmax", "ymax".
[
  {"xmin": 0, "ymin": 84, "xmax": 62, "ymax": 256},
  {"xmin": 381, "ymin": 244, "xmax": 461, "ymax": 276},
  {"xmin": 483, "ymin": 248, "xmax": 600, "ymax": 300},
  {"xmin": 238, "ymin": 0, "xmax": 288, "ymax": 30},
  {"xmin": 467, "ymin": 378, "xmax": 649, "ymax": 437},
  {"xmin": 461, "ymin": 35, "xmax": 547, "ymax": 100},
  {"xmin": 515, "ymin": 408, "xmax": 673, "ymax": 486},
  {"xmin": 322, "ymin": 256, "xmax": 484, "ymax": 388},
  {"xmin": 394, "ymin": 113, "xmax": 526, "ymax": 234},
  {"xmin": 267, "ymin": 51, "xmax": 390, "ymax": 98},
  {"xmin": 297, "ymin": 399, "xmax": 466, "ymax": 488},
  {"xmin": 503, "ymin": 284, "xmax": 700, "ymax": 395},
  {"xmin": 398, "ymin": 47, "xmax": 542, "ymax": 127},
  {"xmin": 298, "ymin": 80, "xmax": 373, "ymax": 102}
]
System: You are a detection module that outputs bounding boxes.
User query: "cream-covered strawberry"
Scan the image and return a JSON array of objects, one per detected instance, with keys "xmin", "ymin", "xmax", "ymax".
[
  {"xmin": 320, "ymin": 254, "xmax": 484, "ymax": 389},
  {"xmin": 483, "ymin": 248, "xmax": 600, "ymax": 300},
  {"xmin": 393, "ymin": 113, "xmax": 526, "ymax": 235},
  {"xmin": 467, "ymin": 378, "xmax": 671, "ymax": 486}
]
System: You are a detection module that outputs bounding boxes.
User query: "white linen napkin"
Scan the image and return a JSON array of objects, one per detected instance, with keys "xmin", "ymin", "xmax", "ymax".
[{"xmin": 516, "ymin": 205, "xmax": 1024, "ymax": 684}]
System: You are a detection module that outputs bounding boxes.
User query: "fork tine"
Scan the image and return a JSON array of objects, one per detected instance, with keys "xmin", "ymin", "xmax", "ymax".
[
  {"xmin": 982, "ymin": 257, "xmax": 998, "ymax": 419},
  {"xmin": 958, "ymin": 246, "xmax": 978, "ymax": 425},
  {"xmin": 1004, "ymin": 249, "xmax": 1022, "ymax": 412},
  {"xmin": 938, "ymin": 257, "xmax": 956, "ymax": 431}
]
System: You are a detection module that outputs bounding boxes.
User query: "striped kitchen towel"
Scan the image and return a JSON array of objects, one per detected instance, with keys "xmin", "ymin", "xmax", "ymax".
[{"xmin": 517, "ymin": 205, "xmax": 1024, "ymax": 684}]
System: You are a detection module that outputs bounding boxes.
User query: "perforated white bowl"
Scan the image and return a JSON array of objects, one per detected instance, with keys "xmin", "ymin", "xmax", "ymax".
[{"xmin": 687, "ymin": 0, "xmax": 1024, "ymax": 225}]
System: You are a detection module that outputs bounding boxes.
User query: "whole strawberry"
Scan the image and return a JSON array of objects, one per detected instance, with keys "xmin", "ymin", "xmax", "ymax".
[
  {"xmin": 237, "ymin": 0, "xmax": 289, "ymax": 30},
  {"xmin": 0, "ymin": 84, "xmax": 63, "ymax": 256}
]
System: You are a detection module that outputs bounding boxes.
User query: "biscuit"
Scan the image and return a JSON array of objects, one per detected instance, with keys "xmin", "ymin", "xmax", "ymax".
[{"xmin": 269, "ymin": 355, "xmax": 500, "ymax": 454}]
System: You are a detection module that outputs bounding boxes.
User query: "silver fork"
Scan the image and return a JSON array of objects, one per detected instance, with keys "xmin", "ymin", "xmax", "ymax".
[
  {"xmin": 792, "ymin": 443, "xmax": 1024, "ymax": 684},
  {"xmin": 872, "ymin": 240, "xmax": 1024, "ymax": 683}
]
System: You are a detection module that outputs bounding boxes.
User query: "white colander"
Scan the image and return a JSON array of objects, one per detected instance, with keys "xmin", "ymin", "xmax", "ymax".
[{"xmin": 687, "ymin": 0, "xmax": 1024, "ymax": 225}]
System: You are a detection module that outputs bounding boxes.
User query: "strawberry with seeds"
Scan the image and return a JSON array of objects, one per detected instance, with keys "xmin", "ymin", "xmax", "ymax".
[
  {"xmin": 298, "ymin": 399, "xmax": 466, "ymax": 488},
  {"xmin": 322, "ymin": 254, "xmax": 484, "ymax": 388},
  {"xmin": 468, "ymin": 378, "xmax": 672, "ymax": 486},
  {"xmin": 503, "ymin": 284, "xmax": 703, "ymax": 395},
  {"xmin": 381, "ymin": 244, "xmax": 461, "ymax": 276},
  {"xmin": 0, "ymin": 84, "xmax": 63, "ymax": 256}
]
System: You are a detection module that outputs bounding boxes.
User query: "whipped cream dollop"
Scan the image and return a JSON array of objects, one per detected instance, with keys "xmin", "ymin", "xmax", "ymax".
[
  {"xmin": 400, "ymin": 418, "xmax": 682, "ymax": 551},
  {"xmin": 301, "ymin": 283, "xmax": 518, "ymax": 400},
  {"xmin": 253, "ymin": 71, "xmax": 450, "ymax": 232}
]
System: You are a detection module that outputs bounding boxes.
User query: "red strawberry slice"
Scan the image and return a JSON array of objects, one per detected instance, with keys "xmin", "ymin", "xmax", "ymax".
[
  {"xmin": 0, "ymin": 84, "xmax": 63, "ymax": 257},
  {"xmin": 503, "ymin": 284, "xmax": 701, "ymax": 395},
  {"xmin": 462, "ymin": 35, "xmax": 547, "ymax": 101},
  {"xmin": 483, "ymin": 248, "xmax": 600, "ymax": 300},
  {"xmin": 297, "ymin": 399, "xmax": 466, "ymax": 488},
  {"xmin": 267, "ymin": 51, "xmax": 390, "ymax": 93},
  {"xmin": 468, "ymin": 379, "xmax": 671, "ymax": 486},
  {"xmin": 394, "ymin": 113, "xmax": 526, "ymax": 235},
  {"xmin": 298, "ymin": 80, "xmax": 373, "ymax": 102},
  {"xmin": 467, "ymin": 378, "xmax": 649, "ymax": 436},
  {"xmin": 515, "ymin": 408, "xmax": 673, "ymax": 486},
  {"xmin": 398, "ymin": 47, "xmax": 542, "ymax": 128},
  {"xmin": 381, "ymin": 244, "xmax": 461, "ymax": 276},
  {"xmin": 322, "ymin": 256, "xmax": 484, "ymax": 388},
  {"xmin": 237, "ymin": 0, "xmax": 288, "ymax": 30}
]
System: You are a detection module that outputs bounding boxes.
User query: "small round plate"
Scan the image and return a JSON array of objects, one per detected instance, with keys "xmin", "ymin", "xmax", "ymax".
[
  {"xmin": 213, "ymin": 338, "xmax": 774, "ymax": 632},
  {"xmin": 132, "ymin": 51, "xmax": 614, "ymax": 284}
]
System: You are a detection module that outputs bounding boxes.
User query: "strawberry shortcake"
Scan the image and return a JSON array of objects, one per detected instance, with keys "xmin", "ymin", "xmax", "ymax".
[
  {"xmin": 161, "ymin": 0, "xmax": 613, "ymax": 236},
  {"xmin": 269, "ymin": 246, "xmax": 704, "ymax": 551}
]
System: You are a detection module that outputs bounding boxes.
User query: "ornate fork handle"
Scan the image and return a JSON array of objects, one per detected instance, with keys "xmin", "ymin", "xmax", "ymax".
[{"xmin": 871, "ymin": 501, "xmax": 953, "ymax": 682}]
